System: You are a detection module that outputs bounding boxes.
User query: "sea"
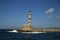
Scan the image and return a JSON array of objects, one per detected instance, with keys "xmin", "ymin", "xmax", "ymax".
[{"xmin": 0, "ymin": 29, "xmax": 60, "ymax": 40}]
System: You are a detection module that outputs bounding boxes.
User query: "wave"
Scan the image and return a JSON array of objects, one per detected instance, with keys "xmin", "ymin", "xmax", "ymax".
[
  {"xmin": 7, "ymin": 30, "xmax": 18, "ymax": 33},
  {"xmin": 22, "ymin": 32, "xmax": 46, "ymax": 34}
]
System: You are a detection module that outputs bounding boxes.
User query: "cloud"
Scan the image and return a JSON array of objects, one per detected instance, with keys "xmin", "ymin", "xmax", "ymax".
[
  {"xmin": 45, "ymin": 8, "xmax": 60, "ymax": 19},
  {"xmin": 48, "ymin": 16, "xmax": 52, "ymax": 19},
  {"xmin": 48, "ymin": 15, "xmax": 53, "ymax": 19},
  {"xmin": 46, "ymin": 8, "xmax": 54, "ymax": 14}
]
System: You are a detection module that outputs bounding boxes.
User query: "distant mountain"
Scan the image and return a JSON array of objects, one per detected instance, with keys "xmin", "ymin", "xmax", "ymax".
[
  {"xmin": 47, "ymin": 26, "xmax": 60, "ymax": 29},
  {"xmin": 8, "ymin": 27, "xmax": 21, "ymax": 29},
  {"xmin": 0, "ymin": 26, "xmax": 21, "ymax": 30}
]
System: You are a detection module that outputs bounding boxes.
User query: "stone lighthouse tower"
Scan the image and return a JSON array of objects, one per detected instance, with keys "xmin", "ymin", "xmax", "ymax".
[
  {"xmin": 28, "ymin": 10, "xmax": 32, "ymax": 26},
  {"xmin": 22, "ymin": 10, "xmax": 32, "ymax": 31}
]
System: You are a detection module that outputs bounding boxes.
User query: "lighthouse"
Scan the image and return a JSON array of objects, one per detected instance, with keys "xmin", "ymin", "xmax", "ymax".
[
  {"xmin": 22, "ymin": 10, "xmax": 32, "ymax": 31},
  {"xmin": 28, "ymin": 10, "xmax": 32, "ymax": 26}
]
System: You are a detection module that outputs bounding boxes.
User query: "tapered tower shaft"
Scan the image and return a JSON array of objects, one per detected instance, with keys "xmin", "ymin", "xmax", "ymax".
[{"xmin": 28, "ymin": 10, "xmax": 32, "ymax": 26}]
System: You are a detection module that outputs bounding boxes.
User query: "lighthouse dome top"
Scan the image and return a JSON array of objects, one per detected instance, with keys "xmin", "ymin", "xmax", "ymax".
[
  {"xmin": 29, "ymin": 10, "xmax": 32, "ymax": 14},
  {"xmin": 29, "ymin": 10, "xmax": 31, "ymax": 12}
]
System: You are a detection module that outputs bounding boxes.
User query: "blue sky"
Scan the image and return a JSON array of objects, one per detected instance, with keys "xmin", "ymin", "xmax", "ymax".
[{"xmin": 0, "ymin": 0, "xmax": 60, "ymax": 29}]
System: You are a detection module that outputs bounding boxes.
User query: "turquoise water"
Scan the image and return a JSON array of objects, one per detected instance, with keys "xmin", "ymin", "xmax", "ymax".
[{"xmin": 0, "ymin": 29, "xmax": 60, "ymax": 40}]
